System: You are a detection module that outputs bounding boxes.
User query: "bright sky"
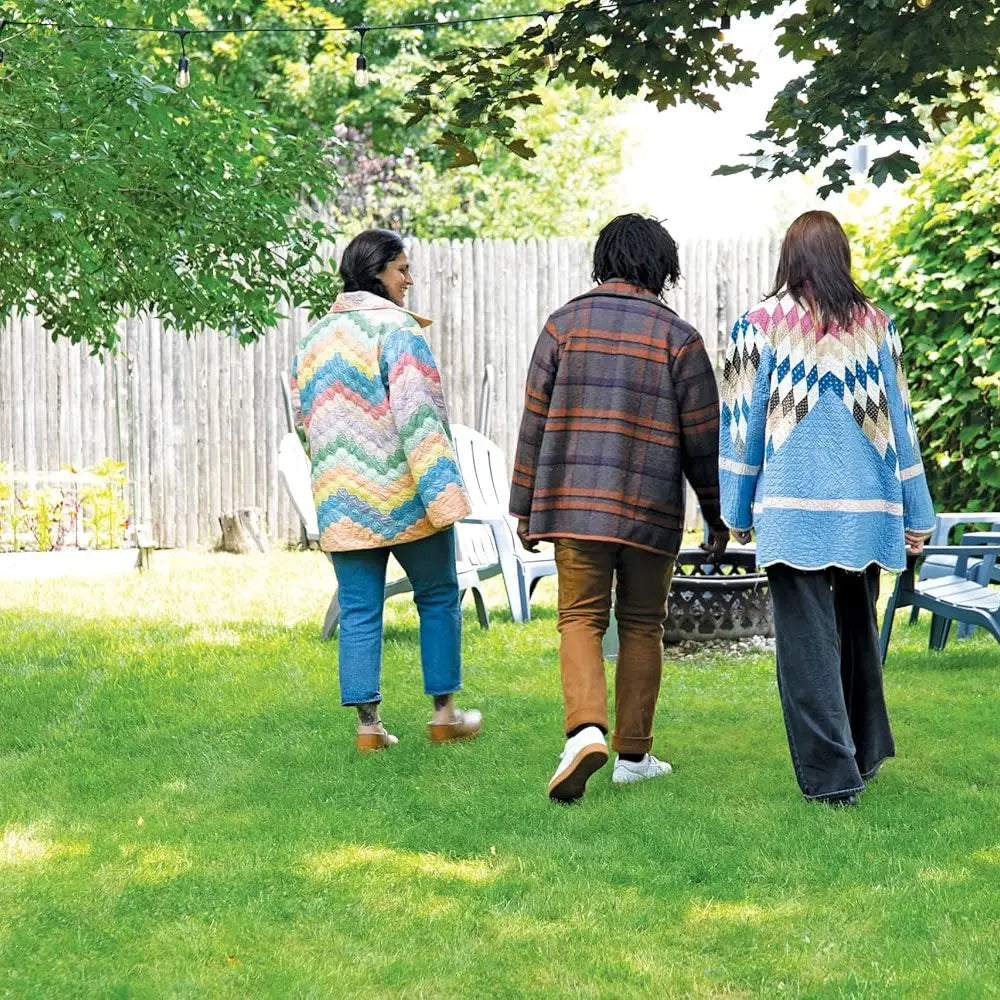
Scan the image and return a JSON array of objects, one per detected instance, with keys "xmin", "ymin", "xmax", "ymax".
[{"xmin": 615, "ymin": 7, "xmax": 898, "ymax": 239}]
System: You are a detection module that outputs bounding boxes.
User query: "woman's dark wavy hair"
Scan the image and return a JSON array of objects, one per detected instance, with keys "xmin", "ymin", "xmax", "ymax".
[
  {"xmin": 339, "ymin": 228, "xmax": 405, "ymax": 302},
  {"xmin": 592, "ymin": 213, "xmax": 681, "ymax": 296},
  {"xmin": 770, "ymin": 210, "xmax": 870, "ymax": 331}
]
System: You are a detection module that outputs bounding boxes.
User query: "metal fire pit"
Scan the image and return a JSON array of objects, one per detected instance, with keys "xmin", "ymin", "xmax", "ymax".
[{"xmin": 664, "ymin": 547, "xmax": 774, "ymax": 644}]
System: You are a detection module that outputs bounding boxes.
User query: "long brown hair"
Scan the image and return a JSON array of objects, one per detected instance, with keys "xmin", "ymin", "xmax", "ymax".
[{"xmin": 769, "ymin": 211, "xmax": 869, "ymax": 331}]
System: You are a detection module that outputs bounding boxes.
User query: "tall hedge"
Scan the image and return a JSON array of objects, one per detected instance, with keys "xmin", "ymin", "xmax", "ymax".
[{"xmin": 863, "ymin": 118, "xmax": 1000, "ymax": 512}]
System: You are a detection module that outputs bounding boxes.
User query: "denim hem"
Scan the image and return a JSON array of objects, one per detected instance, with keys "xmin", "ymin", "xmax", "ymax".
[
  {"xmin": 341, "ymin": 697, "xmax": 382, "ymax": 707},
  {"xmin": 425, "ymin": 686, "xmax": 462, "ymax": 697},
  {"xmin": 803, "ymin": 784, "xmax": 865, "ymax": 802},
  {"xmin": 860, "ymin": 754, "xmax": 893, "ymax": 780}
]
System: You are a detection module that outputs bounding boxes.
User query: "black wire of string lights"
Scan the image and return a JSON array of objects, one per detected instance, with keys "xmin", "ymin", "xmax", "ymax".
[{"xmin": 0, "ymin": 0, "xmax": 677, "ymax": 89}]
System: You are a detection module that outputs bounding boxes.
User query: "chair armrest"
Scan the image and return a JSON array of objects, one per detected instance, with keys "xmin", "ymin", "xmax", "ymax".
[
  {"xmin": 920, "ymin": 544, "xmax": 1000, "ymax": 581},
  {"xmin": 934, "ymin": 513, "xmax": 1000, "ymax": 543},
  {"xmin": 960, "ymin": 531, "xmax": 1000, "ymax": 543},
  {"xmin": 461, "ymin": 512, "xmax": 508, "ymax": 529}
]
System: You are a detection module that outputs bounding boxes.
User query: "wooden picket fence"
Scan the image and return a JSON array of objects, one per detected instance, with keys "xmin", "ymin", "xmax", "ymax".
[{"xmin": 0, "ymin": 235, "xmax": 780, "ymax": 548}]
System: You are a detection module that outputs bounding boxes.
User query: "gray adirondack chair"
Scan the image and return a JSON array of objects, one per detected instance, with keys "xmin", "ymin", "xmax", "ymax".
[
  {"xmin": 910, "ymin": 511, "xmax": 1000, "ymax": 637},
  {"xmin": 880, "ymin": 543, "xmax": 1000, "ymax": 663}
]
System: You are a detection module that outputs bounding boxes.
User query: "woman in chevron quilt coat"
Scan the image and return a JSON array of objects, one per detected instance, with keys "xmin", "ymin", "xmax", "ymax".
[
  {"xmin": 719, "ymin": 210, "xmax": 935, "ymax": 807},
  {"xmin": 289, "ymin": 229, "xmax": 481, "ymax": 753}
]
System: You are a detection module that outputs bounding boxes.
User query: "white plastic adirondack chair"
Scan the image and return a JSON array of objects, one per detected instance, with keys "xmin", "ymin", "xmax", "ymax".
[
  {"xmin": 451, "ymin": 424, "xmax": 556, "ymax": 623},
  {"xmin": 277, "ymin": 432, "xmax": 488, "ymax": 639}
]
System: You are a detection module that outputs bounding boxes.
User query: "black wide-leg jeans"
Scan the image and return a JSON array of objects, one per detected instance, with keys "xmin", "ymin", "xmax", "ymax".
[{"xmin": 766, "ymin": 563, "xmax": 895, "ymax": 801}]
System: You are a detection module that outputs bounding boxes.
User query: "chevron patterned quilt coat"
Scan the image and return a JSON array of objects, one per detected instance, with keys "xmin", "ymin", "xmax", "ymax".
[
  {"xmin": 719, "ymin": 293, "xmax": 935, "ymax": 572},
  {"xmin": 289, "ymin": 291, "xmax": 470, "ymax": 551}
]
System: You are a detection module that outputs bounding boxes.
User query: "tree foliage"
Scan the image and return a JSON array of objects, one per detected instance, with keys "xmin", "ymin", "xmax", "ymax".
[
  {"xmin": 419, "ymin": 1, "xmax": 1000, "ymax": 196},
  {"xmin": 7, "ymin": 0, "xmax": 996, "ymax": 351},
  {"xmin": 183, "ymin": 0, "xmax": 624, "ymax": 237},
  {"xmin": 327, "ymin": 90, "xmax": 625, "ymax": 239},
  {"xmin": 0, "ymin": 1, "xmax": 342, "ymax": 352},
  {"xmin": 0, "ymin": 0, "xmax": 624, "ymax": 350},
  {"xmin": 861, "ymin": 113, "xmax": 1000, "ymax": 512}
]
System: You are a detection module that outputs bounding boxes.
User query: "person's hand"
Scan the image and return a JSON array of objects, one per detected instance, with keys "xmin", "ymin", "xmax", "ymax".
[
  {"xmin": 517, "ymin": 518, "xmax": 539, "ymax": 553},
  {"xmin": 730, "ymin": 528, "xmax": 752, "ymax": 545},
  {"xmin": 905, "ymin": 529, "xmax": 929, "ymax": 555},
  {"xmin": 699, "ymin": 527, "xmax": 730, "ymax": 562}
]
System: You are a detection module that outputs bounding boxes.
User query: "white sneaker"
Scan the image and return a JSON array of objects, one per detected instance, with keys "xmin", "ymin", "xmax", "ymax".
[
  {"xmin": 547, "ymin": 726, "xmax": 609, "ymax": 803},
  {"xmin": 612, "ymin": 754, "xmax": 672, "ymax": 785}
]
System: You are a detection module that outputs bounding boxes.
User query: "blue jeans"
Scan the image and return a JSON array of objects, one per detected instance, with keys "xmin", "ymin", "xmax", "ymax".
[{"xmin": 330, "ymin": 528, "xmax": 462, "ymax": 706}]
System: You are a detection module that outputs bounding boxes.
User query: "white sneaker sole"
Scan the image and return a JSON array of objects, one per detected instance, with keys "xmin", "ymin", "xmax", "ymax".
[{"xmin": 548, "ymin": 744, "xmax": 609, "ymax": 803}]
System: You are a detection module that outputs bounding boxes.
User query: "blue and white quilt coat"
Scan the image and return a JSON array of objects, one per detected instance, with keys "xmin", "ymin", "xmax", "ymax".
[{"xmin": 719, "ymin": 293, "xmax": 935, "ymax": 572}]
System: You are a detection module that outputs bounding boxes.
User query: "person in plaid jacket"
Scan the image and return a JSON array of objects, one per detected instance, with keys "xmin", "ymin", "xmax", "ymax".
[{"xmin": 510, "ymin": 214, "xmax": 728, "ymax": 803}]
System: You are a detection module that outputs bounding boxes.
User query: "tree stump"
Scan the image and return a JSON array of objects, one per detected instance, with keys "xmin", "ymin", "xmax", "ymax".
[{"xmin": 218, "ymin": 507, "xmax": 269, "ymax": 554}]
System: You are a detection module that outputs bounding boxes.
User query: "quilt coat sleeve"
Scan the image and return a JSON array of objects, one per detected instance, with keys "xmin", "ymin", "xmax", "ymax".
[
  {"xmin": 719, "ymin": 311, "xmax": 774, "ymax": 532},
  {"xmin": 380, "ymin": 322, "xmax": 471, "ymax": 529},
  {"xmin": 880, "ymin": 317, "xmax": 935, "ymax": 533}
]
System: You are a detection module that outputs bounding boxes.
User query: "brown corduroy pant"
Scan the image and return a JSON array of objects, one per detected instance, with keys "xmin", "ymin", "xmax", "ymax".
[{"xmin": 554, "ymin": 538, "xmax": 675, "ymax": 755}]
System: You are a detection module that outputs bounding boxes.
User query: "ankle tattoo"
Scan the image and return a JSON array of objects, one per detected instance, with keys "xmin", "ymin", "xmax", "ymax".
[
  {"xmin": 356, "ymin": 703, "xmax": 380, "ymax": 726},
  {"xmin": 432, "ymin": 695, "xmax": 451, "ymax": 711}
]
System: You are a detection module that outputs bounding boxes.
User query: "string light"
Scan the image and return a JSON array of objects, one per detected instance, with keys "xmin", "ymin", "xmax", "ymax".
[
  {"xmin": 354, "ymin": 26, "xmax": 369, "ymax": 89},
  {"xmin": 0, "ymin": 18, "xmax": 7, "ymax": 70},
  {"xmin": 915, "ymin": 0, "xmax": 932, "ymax": 7},
  {"xmin": 719, "ymin": 4, "xmax": 732, "ymax": 33},
  {"xmin": 0, "ymin": 0, "xmax": 665, "ymax": 90},
  {"xmin": 174, "ymin": 28, "xmax": 190, "ymax": 89},
  {"xmin": 542, "ymin": 14, "xmax": 557, "ymax": 71}
]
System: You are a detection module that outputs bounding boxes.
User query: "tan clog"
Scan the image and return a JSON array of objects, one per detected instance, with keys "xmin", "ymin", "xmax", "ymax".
[
  {"xmin": 356, "ymin": 725, "xmax": 399, "ymax": 753},
  {"xmin": 427, "ymin": 708, "xmax": 483, "ymax": 744}
]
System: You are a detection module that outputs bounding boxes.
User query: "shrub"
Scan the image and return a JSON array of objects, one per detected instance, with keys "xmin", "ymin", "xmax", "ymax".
[
  {"xmin": 862, "ymin": 115, "xmax": 1000, "ymax": 511},
  {"xmin": 79, "ymin": 459, "xmax": 129, "ymax": 550},
  {"xmin": 0, "ymin": 459, "xmax": 129, "ymax": 552}
]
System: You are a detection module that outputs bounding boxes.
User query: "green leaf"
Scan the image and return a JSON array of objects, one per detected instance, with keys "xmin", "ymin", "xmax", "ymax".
[{"xmin": 503, "ymin": 138, "xmax": 536, "ymax": 160}]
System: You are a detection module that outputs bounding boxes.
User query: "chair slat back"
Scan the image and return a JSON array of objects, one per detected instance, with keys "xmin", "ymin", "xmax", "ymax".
[
  {"xmin": 277, "ymin": 432, "xmax": 320, "ymax": 541},
  {"xmin": 452, "ymin": 423, "xmax": 529, "ymax": 557},
  {"xmin": 454, "ymin": 520, "xmax": 499, "ymax": 569},
  {"xmin": 278, "ymin": 370, "xmax": 297, "ymax": 434}
]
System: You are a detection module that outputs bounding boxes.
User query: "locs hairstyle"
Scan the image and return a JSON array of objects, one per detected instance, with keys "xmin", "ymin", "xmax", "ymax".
[
  {"xmin": 339, "ymin": 229, "xmax": 406, "ymax": 302},
  {"xmin": 770, "ymin": 210, "xmax": 870, "ymax": 332},
  {"xmin": 592, "ymin": 214, "xmax": 681, "ymax": 297}
]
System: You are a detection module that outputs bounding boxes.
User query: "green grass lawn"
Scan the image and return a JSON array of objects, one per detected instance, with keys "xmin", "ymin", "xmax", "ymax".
[{"xmin": 1, "ymin": 550, "xmax": 999, "ymax": 999}]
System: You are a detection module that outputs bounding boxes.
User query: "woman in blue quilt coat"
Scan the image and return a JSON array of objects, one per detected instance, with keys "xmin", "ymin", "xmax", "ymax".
[{"xmin": 719, "ymin": 211, "xmax": 936, "ymax": 806}]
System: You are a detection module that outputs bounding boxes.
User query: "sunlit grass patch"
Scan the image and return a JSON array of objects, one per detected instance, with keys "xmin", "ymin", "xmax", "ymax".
[{"xmin": 1, "ymin": 825, "xmax": 89, "ymax": 867}]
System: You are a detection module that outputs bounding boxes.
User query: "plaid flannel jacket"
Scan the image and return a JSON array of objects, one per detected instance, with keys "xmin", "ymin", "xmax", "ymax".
[{"xmin": 510, "ymin": 282, "xmax": 725, "ymax": 556}]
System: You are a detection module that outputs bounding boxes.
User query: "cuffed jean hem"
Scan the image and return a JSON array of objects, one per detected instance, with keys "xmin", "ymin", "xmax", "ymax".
[
  {"xmin": 610, "ymin": 732, "xmax": 654, "ymax": 755},
  {"xmin": 424, "ymin": 684, "xmax": 462, "ymax": 698},
  {"xmin": 341, "ymin": 696, "xmax": 383, "ymax": 708}
]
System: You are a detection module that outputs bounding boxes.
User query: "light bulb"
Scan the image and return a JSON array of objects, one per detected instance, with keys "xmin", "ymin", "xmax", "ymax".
[
  {"xmin": 916, "ymin": 0, "xmax": 931, "ymax": 6},
  {"xmin": 355, "ymin": 53, "xmax": 368, "ymax": 88},
  {"xmin": 176, "ymin": 55, "xmax": 190, "ymax": 89},
  {"xmin": 543, "ymin": 38, "xmax": 556, "ymax": 71}
]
